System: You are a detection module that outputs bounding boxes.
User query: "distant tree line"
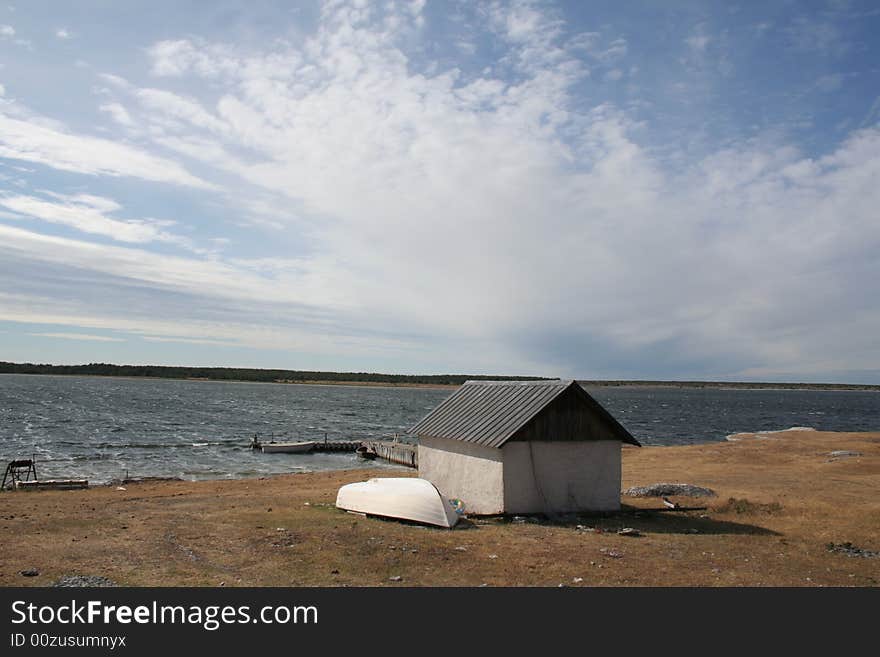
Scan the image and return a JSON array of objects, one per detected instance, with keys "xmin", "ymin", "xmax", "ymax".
[
  {"xmin": 577, "ymin": 379, "xmax": 880, "ymax": 391},
  {"xmin": 0, "ymin": 361, "xmax": 546, "ymax": 386},
  {"xmin": 0, "ymin": 362, "xmax": 876, "ymax": 390}
]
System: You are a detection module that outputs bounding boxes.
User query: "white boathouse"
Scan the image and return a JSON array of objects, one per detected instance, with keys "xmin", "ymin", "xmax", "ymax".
[{"xmin": 412, "ymin": 379, "xmax": 640, "ymax": 515}]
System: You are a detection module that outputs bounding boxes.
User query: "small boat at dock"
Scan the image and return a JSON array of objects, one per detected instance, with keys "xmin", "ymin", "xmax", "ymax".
[{"xmin": 261, "ymin": 441, "xmax": 315, "ymax": 454}]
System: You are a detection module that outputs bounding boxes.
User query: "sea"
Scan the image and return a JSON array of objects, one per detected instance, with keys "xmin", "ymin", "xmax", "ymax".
[{"xmin": 1, "ymin": 373, "xmax": 878, "ymax": 484}]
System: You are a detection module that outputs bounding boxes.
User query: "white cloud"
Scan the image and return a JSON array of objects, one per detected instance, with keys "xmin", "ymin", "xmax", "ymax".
[
  {"xmin": 55, "ymin": 27, "xmax": 71, "ymax": 39},
  {"xmin": 0, "ymin": 23, "xmax": 30, "ymax": 48},
  {"xmin": 0, "ymin": 111, "xmax": 214, "ymax": 188},
  {"xmin": 0, "ymin": 222, "xmax": 347, "ymax": 309},
  {"xmin": 0, "ymin": 192, "xmax": 186, "ymax": 245},
  {"xmin": 785, "ymin": 16, "xmax": 847, "ymax": 56},
  {"xmin": 455, "ymin": 40, "xmax": 476, "ymax": 55},
  {"xmin": 97, "ymin": 73, "xmax": 133, "ymax": 90},
  {"xmin": 595, "ymin": 37, "xmax": 628, "ymax": 62},
  {"xmin": 0, "ymin": 289, "xmax": 426, "ymax": 367},
  {"xmin": 141, "ymin": 335, "xmax": 240, "ymax": 347},
  {"xmin": 30, "ymin": 332, "xmax": 124, "ymax": 342},
  {"xmin": 79, "ymin": 3, "xmax": 861, "ymax": 377},
  {"xmin": 99, "ymin": 102, "xmax": 135, "ymax": 127},
  {"xmin": 685, "ymin": 34, "xmax": 711, "ymax": 53},
  {"xmin": 135, "ymin": 88, "xmax": 227, "ymax": 133},
  {"xmin": 1, "ymin": 1, "xmax": 878, "ymax": 379},
  {"xmin": 489, "ymin": 0, "xmax": 561, "ymax": 45}
]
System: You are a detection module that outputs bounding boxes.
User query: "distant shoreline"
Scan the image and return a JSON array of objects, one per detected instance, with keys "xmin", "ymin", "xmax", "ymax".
[
  {"xmin": 578, "ymin": 380, "xmax": 880, "ymax": 391},
  {"xmin": 1, "ymin": 362, "xmax": 878, "ymax": 391},
  {"xmin": 0, "ymin": 372, "xmax": 459, "ymax": 390}
]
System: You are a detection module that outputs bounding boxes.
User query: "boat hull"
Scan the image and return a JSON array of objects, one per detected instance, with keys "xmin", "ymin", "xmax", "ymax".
[
  {"xmin": 335, "ymin": 477, "xmax": 460, "ymax": 528},
  {"xmin": 261, "ymin": 441, "xmax": 315, "ymax": 454}
]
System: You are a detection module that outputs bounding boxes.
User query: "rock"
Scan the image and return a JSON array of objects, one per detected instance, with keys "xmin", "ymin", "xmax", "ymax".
[
  {"xmin": 511, "ymin": 515, "xmax": 539, "ymax": 524},
  {"xmin": 662, "ymin": 497, "xmax": 679, "ymax": 509},
  {"xmin": 389, "ymin": 575, "xmax": 403, "ymax": 582},
  {"xmin": 623, "ymin": 483, "xmax": 717, "ymax": 498},
  {"xmin": 19, "ymin": 569, "xmax": 39, "ymax": 577},
  {"xmin": 572, "ymin": 577, "xmax": 583, "ymax": 583},
  {"xmin": 53, "ymin": 575, "xmax": 116, "ymax": 587},
  {"xmin": 826, "ymin": 542, "xmax": 880, "ymax": 558},
  {"xmin": 617, "ymin": 527, "xmax": 640, "ymax": 537}
]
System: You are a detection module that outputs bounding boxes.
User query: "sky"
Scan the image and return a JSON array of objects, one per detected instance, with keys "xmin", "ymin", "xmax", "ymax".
[{"xmin": 0, "ymin": 0, "xmax": 879, "ymax": 383}]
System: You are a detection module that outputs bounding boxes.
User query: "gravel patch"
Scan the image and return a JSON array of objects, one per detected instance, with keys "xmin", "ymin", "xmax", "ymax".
[
  {"xmin": 53, "ymin": 575, "xmax": 118, "ymax": 587},
  {"xmin": 623, "ymin": 483, "xmax": 717, "ymax": 498},
  {"xmin": 826, "ymin": 542, "xmax": 879, "ymax": 559}
]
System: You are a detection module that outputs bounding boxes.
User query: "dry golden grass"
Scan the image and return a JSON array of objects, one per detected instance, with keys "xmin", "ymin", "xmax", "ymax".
[{"xmin": 1, "ymin": 430, "xmax": 878, "ymax": 587}]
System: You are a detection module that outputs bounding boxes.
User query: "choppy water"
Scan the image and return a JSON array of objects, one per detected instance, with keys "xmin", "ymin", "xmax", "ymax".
[{"xmin": 1, "ymin": 374, "xmax": 877, "ymax": 484}]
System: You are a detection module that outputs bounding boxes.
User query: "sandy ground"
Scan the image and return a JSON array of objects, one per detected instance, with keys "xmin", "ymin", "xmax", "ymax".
[{"xmin": 1, "ymin": 429, "xmax": 878, "ymax": 587}]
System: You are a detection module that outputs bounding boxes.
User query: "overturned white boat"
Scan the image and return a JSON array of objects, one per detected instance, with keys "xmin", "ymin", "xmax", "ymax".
[{"xmin": 335, "ymin": 477, "xmax": 460, "ymax": 528}]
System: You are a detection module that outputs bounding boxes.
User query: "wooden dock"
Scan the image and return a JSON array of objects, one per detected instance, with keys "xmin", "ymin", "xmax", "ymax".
[
  {"xmin": 363, "ymin": 441, "xmax": 418, "ymax": 468},
  {"xmin": 311, "ymin": 440, "xmax": 360, "ymax": 452},
  {"xmin": 16, "ymin": 479, "xmax": 89, "ymax": 491},
  {"xmin": 269, "ymin": 436, "xmax": 418, "ymax": 468}
]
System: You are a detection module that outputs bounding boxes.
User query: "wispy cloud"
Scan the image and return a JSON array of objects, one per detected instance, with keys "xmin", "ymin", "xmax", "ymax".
[
  {"xmin": 0, "ymin": 192, "xmax": 187, "ymax": 245},
  {"xmin": 98, "ymin": 102, "xmax": 134, "ymax": 127},
  {"xmin": 141, "ymin": 335, "xmax": 242, "ymax": 347},
  {"xmin": 30, "ymin": 332, "xmax": 125, "ymax": 342},
  {"xmin": 685, "ymin": 34, "xmax": 710, "ymax": 53},
  {"xmin": 0, "ymin": 111, "xmax": 214, "ymax": 189},
  {"xmin": 785, "ymin": 16, "xmax": 849, "ymax": 56}
]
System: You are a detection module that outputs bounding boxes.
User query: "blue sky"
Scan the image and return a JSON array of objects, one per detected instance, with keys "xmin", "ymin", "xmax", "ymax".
[{"xmin": 1, "ymin": 0, "xmax": 879, "ymax": 382}]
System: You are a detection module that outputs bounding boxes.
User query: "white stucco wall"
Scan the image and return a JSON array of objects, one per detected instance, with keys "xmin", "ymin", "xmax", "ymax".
[
  {"xmin": 502, "ymin": 441, "xmax": 622, "ymax": 513},
  {"xmin": 418, "ymin": 436, "xmax": 505, "ymax": 515},
  {"xmin": 420, "ymin": 437, "xmax": 622, "ymax": 515}
]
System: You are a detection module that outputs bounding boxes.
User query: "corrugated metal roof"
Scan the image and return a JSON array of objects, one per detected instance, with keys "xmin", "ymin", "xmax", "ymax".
[{"xmin": 410, "ymin": 379, "xmax": 638, "ymax": 448}]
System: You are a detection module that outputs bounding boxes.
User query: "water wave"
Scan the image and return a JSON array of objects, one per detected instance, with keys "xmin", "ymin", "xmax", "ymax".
[
  {"xmin": 3, "ymin": 374, "xmax": 876, "ymax": 484},
  {"xmin": 726, "ymin": 426, "xmax": 817, "ymax": 441}
]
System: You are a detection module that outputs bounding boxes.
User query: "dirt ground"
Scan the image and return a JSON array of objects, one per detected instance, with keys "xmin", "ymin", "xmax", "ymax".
[{"xmin": 1, "ymin": 430, "xmax": 878, "ymax": 587}]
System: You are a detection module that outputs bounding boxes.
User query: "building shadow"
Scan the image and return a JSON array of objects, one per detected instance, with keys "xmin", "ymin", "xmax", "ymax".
[{"xmin": 471, "ymin": 504, "xmax": 781, "ymax": 536}]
